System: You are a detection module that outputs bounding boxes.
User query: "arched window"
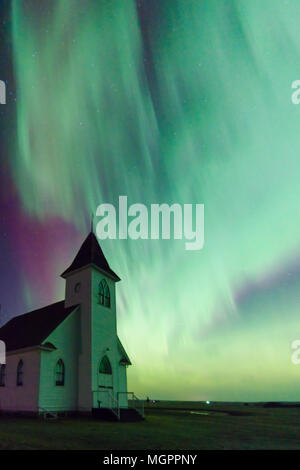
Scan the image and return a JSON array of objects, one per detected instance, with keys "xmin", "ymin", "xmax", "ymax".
[
  {"xmin": 17, "ymin": 360, "xmax": 23, "ymax": 386},
  {"xmin": 0, "ymin": 364, "xmax": 5, "ymax": 387},
  {"xmin": 99, "ymin": 355, "xmax": 112, "ymax": 375},
  {"xmin": 98, "ymin": 279, "xmax": 110, "ymax": 308},
  {"xmin": 55, "ymin": 359, "xmax": 65, "ymax": 386},
  {"xmin": 98, "ymin": 356, "xmax": 113, "ymax": 394}
]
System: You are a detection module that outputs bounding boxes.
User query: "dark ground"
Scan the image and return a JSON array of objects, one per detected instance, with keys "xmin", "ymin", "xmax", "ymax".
[{"xmin": 0, "ymin": 401, "xmax": 300, "ymax": 450}]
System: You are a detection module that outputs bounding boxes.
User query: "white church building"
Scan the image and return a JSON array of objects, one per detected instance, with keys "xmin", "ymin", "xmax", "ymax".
[{"xmin": 0, "ymin": 232, "xmax": 143, "ymax": 421}]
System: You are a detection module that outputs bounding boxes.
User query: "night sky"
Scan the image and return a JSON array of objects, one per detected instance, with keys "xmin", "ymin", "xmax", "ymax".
[{"xmin": 1, "ymin": 0, "xmax": 300, "ymax": 401}]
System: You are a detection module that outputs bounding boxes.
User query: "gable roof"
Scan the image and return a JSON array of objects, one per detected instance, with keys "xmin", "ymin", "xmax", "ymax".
[
  {"xmin": 0, "ymin": 301, "xmax": 78, "ymax": 352},
  {"xmin": 117, "ymin": 337, "xmax": 131, "ymax": 365},
  {"xmin": 61, "ymin": 232, "xmax": 120, "ymax": 281}
]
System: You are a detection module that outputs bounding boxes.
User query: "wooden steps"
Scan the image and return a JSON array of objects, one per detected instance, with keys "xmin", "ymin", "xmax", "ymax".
[{"xmin": 92, "ymin": 407, "xmax": 144, "ymax": 422}]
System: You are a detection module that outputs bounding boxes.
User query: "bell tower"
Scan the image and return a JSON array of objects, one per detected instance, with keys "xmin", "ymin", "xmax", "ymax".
[{"xmin": 61, "ymin": 232, "xmax": 122, "ymax": 412}]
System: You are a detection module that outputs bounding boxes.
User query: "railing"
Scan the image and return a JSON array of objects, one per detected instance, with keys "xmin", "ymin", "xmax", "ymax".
[
  {"xmin": 92, "ymin": 391, "xmax": 144, "ymax": 420},
  {"xmin": 117, "ymin": 392, "xmax": 145, "ymax": 418},
  {"xmin": 38, "ymin": 406, "xmax": 58, "ymax": 420},
  {"xmin": 92, "ymin": 390, "xmax": 120, "ymax": 420}
]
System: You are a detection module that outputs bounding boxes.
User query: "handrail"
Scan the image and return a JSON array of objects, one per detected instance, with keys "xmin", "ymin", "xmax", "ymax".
[
  {"xmin": 107, "ymin": 390, "xmax": 120, "ymax": 420},
  {"xmin": 132, "ymin": 393, "xmax": 145, "ymax": 418},
  {"xmin": 117, "ymin": 392, "xmax": 144, "ymax": 418},
  {"xmin": 92, "ymin": 390, "xmax": 144, "ymax": 420},
  {"xmin": 38, "ymin": 406, "xmax": 58, "ymax": 420},
  {"xmin": 92, "ymin": 390, "xmax": 120, "ymax": 420}
]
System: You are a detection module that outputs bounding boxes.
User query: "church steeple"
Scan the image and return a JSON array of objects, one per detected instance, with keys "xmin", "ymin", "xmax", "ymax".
[
  {"xmin": 61, "ymin": 231, "xmax": 128, "ymax": 413},
  {"xmin": 61, "ymin": 232, "xmax": 120, "ymax": 281}
]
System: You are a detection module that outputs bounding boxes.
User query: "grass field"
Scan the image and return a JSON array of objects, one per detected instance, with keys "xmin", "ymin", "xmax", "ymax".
[{"xmin": 1, "ymin": 401, "xmax": 300, "ymax": 450}]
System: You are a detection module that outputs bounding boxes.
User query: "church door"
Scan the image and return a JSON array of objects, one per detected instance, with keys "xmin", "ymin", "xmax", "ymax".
[{"xmin": 98, "ymin": 355, "xmax": 113, "ymax": 408}]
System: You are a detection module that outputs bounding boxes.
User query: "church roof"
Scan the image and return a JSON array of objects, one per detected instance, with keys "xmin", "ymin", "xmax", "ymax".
[
  {"xmin": 0, "ymin": 301, "xmax": 131, "ymax": 364},
  {"xmin": 0, "ymin": 301, "xmax": 78, "ymax": 352},
  {"xmin": 61, "ymin": 232, "xmax": 120, "ymax": 281},
  {"xmin": 117, "ymin": 337, "xmax": 131, "ymax": 365}
]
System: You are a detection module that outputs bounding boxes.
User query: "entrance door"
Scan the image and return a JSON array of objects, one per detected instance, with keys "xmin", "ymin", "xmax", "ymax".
[{"xmin": 98, "ymin": 356, "xmax": 113, "ymax": 408}]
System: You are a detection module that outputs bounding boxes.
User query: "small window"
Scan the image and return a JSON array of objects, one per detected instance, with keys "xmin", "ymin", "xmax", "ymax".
[
  {"xmin": 98, "ymin": 279, "xmax": 110, "ymax": 308},
  {"xmin": 74, "ymin": 282, "xmax": 81, "ymax": 293},
  {"xmin": 0, "ymin": 364, "xmax": 5, "ymax": 387},
  {"xmin": 17, "ymin": 360, "xmax": 23, "ymax": 386},
  {"xmin": 55, "ymin": 359, "xmax": 65, "ymax": 386}
]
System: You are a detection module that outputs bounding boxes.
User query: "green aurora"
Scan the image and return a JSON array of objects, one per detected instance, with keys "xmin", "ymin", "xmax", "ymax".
[{"xmin": 9, "ymin": 0, "xmax": 300, "ymax": 400}]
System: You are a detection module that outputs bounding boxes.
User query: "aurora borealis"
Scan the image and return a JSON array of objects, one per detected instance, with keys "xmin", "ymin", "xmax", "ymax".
[{"xmin": 1, "ymin": 0, "xmax": 300, "ymax": 401}]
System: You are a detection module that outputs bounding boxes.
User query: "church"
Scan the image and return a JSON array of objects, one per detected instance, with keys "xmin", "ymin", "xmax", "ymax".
[{"xmin": 0, "ymin": 232, "xmax": 143, "ymax": 421}]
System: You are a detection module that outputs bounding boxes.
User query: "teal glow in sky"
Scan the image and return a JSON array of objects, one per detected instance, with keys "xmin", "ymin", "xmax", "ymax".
[{"xmin": 7, "ymin": 0, "xmax": 300, "ymax": 400}]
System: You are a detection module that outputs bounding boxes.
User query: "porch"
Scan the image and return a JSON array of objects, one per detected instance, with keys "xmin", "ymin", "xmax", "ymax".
[{"xmin": 92, "ymin": 391, "xmax": 145, "ymax": 422}]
